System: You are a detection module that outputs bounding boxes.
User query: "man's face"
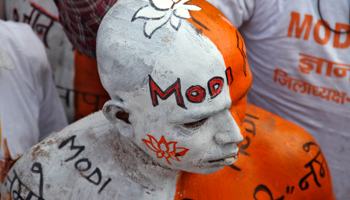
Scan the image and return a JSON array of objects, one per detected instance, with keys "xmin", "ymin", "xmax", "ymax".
[
  {"xmin": 98, "ymin": 0, "xmax": 252, "ymax": 174},
  {"xmin": 124, "ymin": 40, "xmax": 245, "ymax": 174}
]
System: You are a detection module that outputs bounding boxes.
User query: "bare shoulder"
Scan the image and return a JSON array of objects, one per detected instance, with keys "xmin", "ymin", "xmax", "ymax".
[
  {"xmin": 240, "ymin": 103, "xmax": 335, "ymax": 199},
  {"xmin": 175, "ymin": 104, "xmax": 335, "ymax": 200},
  {"xmin": 2, "ymin": 111, "xmax": 121, "ymax": 199},
  {"xmin": 243, "ymin": 103, "xmax": 315, "ymax": 146}
]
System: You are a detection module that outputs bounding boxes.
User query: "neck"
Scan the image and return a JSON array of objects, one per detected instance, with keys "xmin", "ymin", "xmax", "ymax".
[{"xmin": 111, "ymin": 128, "xmax": 180, "ymax": 196}]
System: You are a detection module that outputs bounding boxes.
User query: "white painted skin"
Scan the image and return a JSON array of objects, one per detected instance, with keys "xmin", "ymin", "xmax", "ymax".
[
  {"xmin": 2, "ymin": 0, "xmax": 243, "ymax": 199},
  {"xmin": 98, "ymin": 0, "xmax": 243, "ymax": 175}
]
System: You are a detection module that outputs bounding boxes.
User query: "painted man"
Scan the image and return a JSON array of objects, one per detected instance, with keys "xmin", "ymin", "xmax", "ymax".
[{"xmin": 1, "ymin": 0, "xmax": 335, "ymax": 199}]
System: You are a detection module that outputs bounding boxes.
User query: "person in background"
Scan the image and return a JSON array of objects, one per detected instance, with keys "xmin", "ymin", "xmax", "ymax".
[
  {"xmin": 0, "ymin": 0, "xmax": 110, "ymax": 123},
  {"xmin": 0, "ymin": 0, "xmax": 4, "ymax": 20},
  {"xmin": 207, "ymin": 0, "xmax": 350, "ymax": 199},
  {"xmin": 0, "ymin": 19, "xmax": 67, "ymax": 188}
]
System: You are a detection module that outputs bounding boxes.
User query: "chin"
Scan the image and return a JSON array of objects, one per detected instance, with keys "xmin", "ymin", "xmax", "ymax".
[{"xmin": 182, "ymin": 165, "xmax": 225, "ymax": 175}]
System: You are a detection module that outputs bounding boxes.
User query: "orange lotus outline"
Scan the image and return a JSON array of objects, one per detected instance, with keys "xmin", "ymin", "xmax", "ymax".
[{"xmin": 142, "ymin": 134, "xmax": 189, "ymax": 165}]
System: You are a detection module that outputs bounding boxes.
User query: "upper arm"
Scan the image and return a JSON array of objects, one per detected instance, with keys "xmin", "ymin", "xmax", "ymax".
[{"xmin": 243, "ymin": 104, "xmax": 336, "ymax": 200}]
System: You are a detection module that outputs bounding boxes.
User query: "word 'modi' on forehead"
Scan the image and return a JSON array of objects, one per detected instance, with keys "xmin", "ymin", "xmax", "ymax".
[{"xmin": 149, "ymin": 67, "xmax": 234, "ymax": 109}]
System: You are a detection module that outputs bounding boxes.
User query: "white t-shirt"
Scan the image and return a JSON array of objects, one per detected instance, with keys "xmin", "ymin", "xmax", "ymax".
[
  {"xmin": 0, "ymin": 20, "xmax": 67, "ymax": 160},
  {"xmin": 207, "ymin": 0, "xmax": 350, "ymax": 199},
  {"xmin": 4, "ymin": 0, "xmax": 76, "ymax": 122}
]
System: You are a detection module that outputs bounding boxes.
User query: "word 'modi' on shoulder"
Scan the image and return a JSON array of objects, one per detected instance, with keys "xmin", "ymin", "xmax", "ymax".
[{"xmin": 287, "ymin": 11, "xmax": 350, "ymax": 49}]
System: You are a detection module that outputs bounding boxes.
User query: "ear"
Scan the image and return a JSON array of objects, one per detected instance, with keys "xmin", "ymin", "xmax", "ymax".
[{"xmin": 103, "ymin": 100, "xmax": 134, "ymax": 138}]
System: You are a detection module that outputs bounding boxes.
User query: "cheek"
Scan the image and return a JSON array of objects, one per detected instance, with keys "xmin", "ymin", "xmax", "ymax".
[
  {"xmin": 133, "ymin": 109, "xmax": 166, "ymax": 136},
  {"xmin": 178, "ymin": 122, "xmax": 218, "ymax": 158},
  {"xmin": 141, "ymin": 134, "xmax": 190, "ymax": 166}
]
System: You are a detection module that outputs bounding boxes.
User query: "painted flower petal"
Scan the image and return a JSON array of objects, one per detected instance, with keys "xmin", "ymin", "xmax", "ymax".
[
  {"xmin": 142, "ymin": 135, "xmax": 160, "ymax": 152},
  {"xmin": 151, "ymin": 0, "xmax": 173, "ymax": 10},
  {"xmin": 144, "ymin": 12, "xmax": 171, "ymax": 38},
  {"xmin": 165, "ymin": 157, "xmax": 172, "ymax": 165},
  {"xmin": 157, "ymin": 135, "xmax": 167, "ymax": 150},
  {"xmin": 178, "ymin": 0, "xmax": 191, "ymax": 5},
  {"xmin": 157, "ymin": 151, "xmax": 164, "ymax": 158},
  {"xmin": 168, "ymin": 149, "xmax": 180, "ymax": 161},
  {"xmin": 160, "ymin": 143, "xmax": 168, "ymax": 151},
  {"xmin": 175, "ymin": 147, "xmax": 189, "ymax": 156},
  {"xmin": 150, "ymin": 136, "xmax": 159, "ymax": 150},
  {"xmin": 168, "ymin": 142, "xmax": 177, "ymax": 153},
  {"xmin": 132, "ymin": 5, "xmax": 166, "ymax": 21},
  {"xmin": 142, "ymin": 135, "xmax": 189, "ymax": 165},
  {"xmin": 164, "ymin": 152, "xmax": 170, "ymax": 158},
  {"xmin": 142, "ymin": 140, "xmax": 159, "ymax": 152},
  {"xmin": 170, "ymin": 15, "xmax": 181, "ymax": 30},
  {"xmin": 174, "ymin": 8, "xmax": 191, "ymax": 19},
  {"xmin": 168, "ymin": 154, "xmax": 180, "ymax": 161},
  {"xmin": 181, "ymin": 4, "xmax": 202, "ymax": 11}
]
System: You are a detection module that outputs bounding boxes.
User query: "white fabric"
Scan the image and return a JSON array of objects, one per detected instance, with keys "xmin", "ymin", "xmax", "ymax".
[
  {"xmin": 207, "ymin": 0, "xmax": 350, "ymax": 199},
  {"xmin": 5, "ymin": 0, "xmax": 76, "ymax": 122},
  {"xmin": 0, "ymin": 20, "xmax": 67, "ymax": 160}
]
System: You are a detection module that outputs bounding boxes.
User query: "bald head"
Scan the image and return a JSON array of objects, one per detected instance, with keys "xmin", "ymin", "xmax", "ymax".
[
  {"xmin": 97, "ymin": 0, "xmax": 249, "ymax": 173},
  {"xmin": 96, "ymin": 0, "xmax": 225, "ymax": 101}
]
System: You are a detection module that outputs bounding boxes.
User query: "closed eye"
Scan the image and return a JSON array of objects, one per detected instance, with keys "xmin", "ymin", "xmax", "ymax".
[{"xmin": 183, "ymin": 117, "xmax": 209, "ymax": 129}]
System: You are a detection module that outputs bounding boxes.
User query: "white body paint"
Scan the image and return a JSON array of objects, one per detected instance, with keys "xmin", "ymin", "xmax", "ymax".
[
  {"xmin": 2, "ymin": 112, "xmax": 178, "ymax": 200},
  {"xmin": 98, "ymin": 0, "xmax": 243, "ymax": 174},
  {"xmin": 2, "ymin": 0, "xmax": 243, "ymax": 199}
]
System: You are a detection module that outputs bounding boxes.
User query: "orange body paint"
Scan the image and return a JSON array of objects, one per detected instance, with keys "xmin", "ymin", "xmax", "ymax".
[
  {"xmin": 175, "ymin": 104, "xmax": 335, "ymax": 200},
  {"xmin": 173, "ymin": 1, "xmax": 335, "ymax": 199},
  {"xmin": 73, "ymin": 50, "xmax": 110, "ymax": 121}
]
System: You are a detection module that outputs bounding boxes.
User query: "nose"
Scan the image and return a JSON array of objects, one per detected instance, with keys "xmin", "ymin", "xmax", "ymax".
[{"xmin": 214, "ymin": 109, "xmax": 244, "ymax": 145}]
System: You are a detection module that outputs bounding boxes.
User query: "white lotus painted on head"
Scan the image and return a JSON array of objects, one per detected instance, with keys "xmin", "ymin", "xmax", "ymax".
[{"xmin": 132, "ymin": 0, "xmax": 201, "ymax": 38}]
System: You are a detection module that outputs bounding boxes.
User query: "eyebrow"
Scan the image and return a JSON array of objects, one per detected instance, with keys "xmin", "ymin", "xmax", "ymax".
[
  {"xmin": 197, "ymin": 108, "xmax": 226, "ymax": 120},
  {"xmin": 179, "ymin": 102, "xmax": 230, "ymax": 123}
]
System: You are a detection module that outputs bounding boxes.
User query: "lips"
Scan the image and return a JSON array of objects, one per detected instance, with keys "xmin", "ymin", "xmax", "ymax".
[{"xmin": 201, "ymin": 153, "xmax": 239, "ymax": 167}]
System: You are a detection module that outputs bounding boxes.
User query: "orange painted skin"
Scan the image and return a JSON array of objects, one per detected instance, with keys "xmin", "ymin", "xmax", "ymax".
[
  {"xmin": 175, "ymin": 104, "xmax": 335, "ymax": 200},
  {"xmin": 74, "ymin": 50, "xmax": 110, "ymax": 121},
  {"xmin": 174, "ymin": 1, "xmax": 335, "ymax": 199},
  {"xmin": 187, "ymin": 0, "xmax": 252, "ymax": 137}
]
